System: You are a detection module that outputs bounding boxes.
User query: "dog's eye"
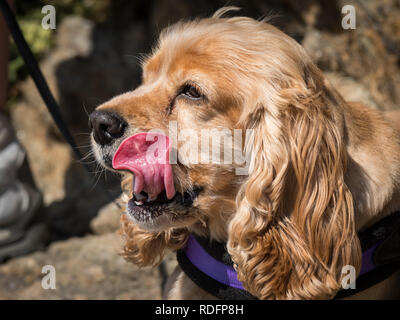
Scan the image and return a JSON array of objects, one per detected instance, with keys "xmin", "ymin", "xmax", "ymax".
[{"xmin": 180, "ymin": 84, "xmax": 202, "ymax": 100}]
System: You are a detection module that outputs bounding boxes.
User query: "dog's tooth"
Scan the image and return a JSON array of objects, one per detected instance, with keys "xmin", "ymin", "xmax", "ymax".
[{"xmin": 134, "ymin": 200, "xmax": 144, "ymax": 206}]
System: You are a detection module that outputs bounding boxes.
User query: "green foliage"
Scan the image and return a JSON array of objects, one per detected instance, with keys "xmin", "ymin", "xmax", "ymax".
[{"xmin": 9, "ymin": 18, "xmax": 54, "ymax": 83}]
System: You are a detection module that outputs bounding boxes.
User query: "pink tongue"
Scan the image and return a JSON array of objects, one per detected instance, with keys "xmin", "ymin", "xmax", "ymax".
[{"xmin": 112, "ymin": 133, "xmax": 175, "ymax": 200}]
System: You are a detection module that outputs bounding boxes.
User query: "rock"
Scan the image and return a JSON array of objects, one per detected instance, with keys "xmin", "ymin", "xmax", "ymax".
[
  {"xmin": 302, "ymin": 0, "xmax": 400, "ymax": 111},
  {"xmin": 0, "ymin": 233, "xmax": 176, "ymax": 299},
  {"xmin": 325, "ymin": 72, "xmax": 379, "ymax": 109},
  {"xmin": 90, "ymin": 202, "xmax": 122, "ymax": 235}
]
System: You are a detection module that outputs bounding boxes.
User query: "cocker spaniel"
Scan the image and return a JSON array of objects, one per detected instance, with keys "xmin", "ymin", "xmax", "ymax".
[{"xmin": 90, "ymin": 8, "xmax": 400, "ymax": 299}]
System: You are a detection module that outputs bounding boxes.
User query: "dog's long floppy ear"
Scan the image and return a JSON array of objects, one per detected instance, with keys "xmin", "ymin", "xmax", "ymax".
[{"xmin": 227, "ymin": 62, "xmax": 362, "ymax": 299}]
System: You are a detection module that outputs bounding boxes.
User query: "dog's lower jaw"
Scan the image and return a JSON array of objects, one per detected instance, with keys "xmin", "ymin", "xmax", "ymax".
[
  {"xmin": 126, "ymin": 208, "xmax": 200, "ymax": 232},
  {"xmin": 126, "ymin": 211, "xmax": 177, "ymax": 231}
]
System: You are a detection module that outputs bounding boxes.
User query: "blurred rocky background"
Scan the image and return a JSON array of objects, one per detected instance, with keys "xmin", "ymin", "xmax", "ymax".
[{"xmin": 0, "ymin": 0, "xmax": 399, "ymax": 299}]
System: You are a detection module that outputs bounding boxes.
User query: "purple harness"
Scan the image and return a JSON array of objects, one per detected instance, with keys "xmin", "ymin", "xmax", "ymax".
[
  {"xmin": 184, "ymin": 234, "xmax": 245, "ymax": 290},
  {"xmin": 179, "ymin": 211, "xmax": 400, "ymax": 299},
  {"xmin": 183, "ymin": 234, "xmax": 376, "ymax": 291}
]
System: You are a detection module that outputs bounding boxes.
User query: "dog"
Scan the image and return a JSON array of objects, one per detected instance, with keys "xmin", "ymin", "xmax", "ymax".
[{"xmin": 90, "ymin": 8, "xmax": 400, "ymax": 299}]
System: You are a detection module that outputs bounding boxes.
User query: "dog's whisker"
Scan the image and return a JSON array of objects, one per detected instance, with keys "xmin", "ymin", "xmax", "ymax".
[
  {"xmin": 79, "ymin": 159, "xmax": 98, "ymax": 165},
  {"xmin": 104, "ymin": 169, "xmax": 109, "ymax": 184},
  {"xmin": 79, "ymin": 150, "xmax": 95, "ymax": 162},
  {"xmin": 82, "ymin": 103, "xmax": 90, "ymax": 118},
  {"xmin": 73, "ymin": 133, "xmax": 91, "ymax": 137},
  {"xmin": 75, "ymin": 145, "xmax": 93, "ymax": 151},
  {"xmin": 90, "ymin": 166, "xmax": 106, "ymax": 192}
]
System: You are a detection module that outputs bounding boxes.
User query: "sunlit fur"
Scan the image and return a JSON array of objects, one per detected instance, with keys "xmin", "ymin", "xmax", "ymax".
[{"xmin": 93, "ymin": 8, "xmax": 400, "ymax": 299}]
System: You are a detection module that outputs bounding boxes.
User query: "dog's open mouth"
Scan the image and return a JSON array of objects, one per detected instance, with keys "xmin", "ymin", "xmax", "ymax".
[
  {"xmin": 112, "ymin": 132, "xmax": 202, "ymax": 222},
  {"xmin": 127, "ymin": 188, "xmax": 201, "ymax": 222}
]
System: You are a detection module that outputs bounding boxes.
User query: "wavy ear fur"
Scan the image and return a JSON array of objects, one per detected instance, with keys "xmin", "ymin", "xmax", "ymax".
[{"xmin": 228, "ymin": 64, "xmax": 362, "ymax": 299}]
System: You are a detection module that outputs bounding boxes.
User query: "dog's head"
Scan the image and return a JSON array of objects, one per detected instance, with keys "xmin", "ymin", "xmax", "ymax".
[{"xmin": 90, "ymin": 8, "xmax": 361, "ymax": 299}]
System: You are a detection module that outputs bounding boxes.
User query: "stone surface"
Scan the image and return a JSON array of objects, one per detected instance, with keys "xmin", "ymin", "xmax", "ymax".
[
  {"xmin": 90, "ymin": 202, "xmax": 122, "ymax": 235},
  {"xmin": 326, "ymin": 72, "xmax": 379, "ymax": 109},
  {"xmin": 0, "ymin": 232, "xmax": 177, "ymax": 299},
  {"xmin": 302, "ymin": 0, "xmax": 400, "ymax": 111}
]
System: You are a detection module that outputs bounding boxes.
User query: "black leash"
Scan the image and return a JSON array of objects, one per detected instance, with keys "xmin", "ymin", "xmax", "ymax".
[{"xmin": 0, "ymin": 0, "xmax": 120, "ymax": 207}]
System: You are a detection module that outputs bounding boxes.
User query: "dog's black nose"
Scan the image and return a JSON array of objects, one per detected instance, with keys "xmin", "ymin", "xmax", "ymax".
[{"xmin": 89, "ymin": 110, "xmax": 126, "ymax": 146}]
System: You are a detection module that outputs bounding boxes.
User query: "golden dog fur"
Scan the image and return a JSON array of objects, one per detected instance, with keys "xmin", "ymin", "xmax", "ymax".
[{"xmin": 92, "ymin": 8, "xmax": 400, "ymax": 299}]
